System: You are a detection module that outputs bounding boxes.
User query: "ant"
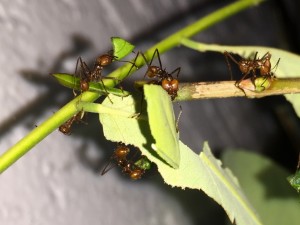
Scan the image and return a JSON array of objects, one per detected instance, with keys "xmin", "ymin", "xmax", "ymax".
[
  {"xmin": 73, "ymin": 50, "xmax": 117, "ymax": 96},
  {"xmin": 101, "ymin": 144, "xmax": 151, "ymax": 180},
  {"xmin": 141, "ymin": 49, "xmax": 180, "ymax": 101},
  {"xmin": 224, "ymin": 51, "xmax": 279, "ymax": 91},
  {"xmin": 59, "ymin": 111, "xmax": 85, "ymax": 135}
]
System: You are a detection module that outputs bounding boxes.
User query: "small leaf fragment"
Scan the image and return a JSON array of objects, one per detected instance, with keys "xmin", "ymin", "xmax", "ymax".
[
  {"xmin": 288, "ymin": 170, "xmax": 300, "ymax": 193},
  {"xmin": 52, "ymin": 73, "xmax": 129, "ymax": 97},
  {"xmin": 111, "ymin": 37, "xmax": 135, "ymax": 60}
]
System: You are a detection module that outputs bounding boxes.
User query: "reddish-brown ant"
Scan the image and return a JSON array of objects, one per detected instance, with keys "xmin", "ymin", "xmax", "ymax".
[
  {"xmin": 141, "ymin": 49, "xmax": 180, "ymax": 100},
  {"xmin": 224, "ymin": 51, "xmax": 279, "ymax": 91},
  {"xmin": 59, "ymin": 111, "xmax": 85, "ymax": 135},
  {"xmin": 135, "ymin": 49, "xmax": 182, "ymax": 131},
  {"xmin": 73, "ymin": 51, "xmax": 117, "ymax": 95},
  {"xmin": 101, "ymin": 144, "xmax": 151, "ymax": 180}
]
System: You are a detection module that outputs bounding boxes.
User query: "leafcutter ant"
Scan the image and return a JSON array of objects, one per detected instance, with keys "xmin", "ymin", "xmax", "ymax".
[
  {"xmin": 73, "ymin": 50, "xmax": 118, "ymax": 96},
  {"xmin": 143, "ymin": 49, "xmax": 183, "ymax": 131},
  {"xmin": 101, "ymin": 144, "xmax": 151, "ymax": 180},
  {"xmin": 141, "ymin": 49, "xmax": 180, "ymax": 100},
  {"xmin": 59, "ymin": 111, "xmax": 85, "ymax": 135},
  {"xmin": 224, "ymin": 51, "xmax": 280, "ymax": 92}
]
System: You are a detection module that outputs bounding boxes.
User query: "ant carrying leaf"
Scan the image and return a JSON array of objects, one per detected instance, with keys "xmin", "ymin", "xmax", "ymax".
[
  {"xmin": 224, "ymin": 51, "xmax": 280, "ymax": 93},
  {"xmin": 101, "ymin": 143, "xmax": 151, "ymax": 180}
]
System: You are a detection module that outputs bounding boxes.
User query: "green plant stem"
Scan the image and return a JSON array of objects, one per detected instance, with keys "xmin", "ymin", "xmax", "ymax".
[
  {"xmin": 0, "ymin": 0, "xmax": 264, "ymax": 173},
  {"xmin": 176, "ymin": 78, "xmax": 300, "ymax": 101}
]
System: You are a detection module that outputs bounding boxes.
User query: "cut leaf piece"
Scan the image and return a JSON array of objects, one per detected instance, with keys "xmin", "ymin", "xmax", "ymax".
[
  {"xmin": 144, "ymin": 85, "xmax": 180, "ymax": 169},
  {"xmin": 98, "ymin": 94, "xmax": 262, "ymax": 225},
  {"xmin": 111, "ymin": 37, "xmax": 135, "ymax": 60},
  {"xmin": 287, "ymin": 169, "xmax": 300, "ymax": 193},
  {"xmin": 222, "ymin": 150, "xmax": 300, "ymax": 225},
  {"xmin": 52, "ymin": 73, "xmax": 129, "ymax": 97},
  {"xmin": 181, "ymin": 39, "xmax": 300, "ymax": 117}
]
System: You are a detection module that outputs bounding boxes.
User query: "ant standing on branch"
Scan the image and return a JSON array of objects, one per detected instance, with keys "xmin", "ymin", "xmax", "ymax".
[{"xmin": 224, "ymin": 51, "xmax": 280, "ymax": 92}]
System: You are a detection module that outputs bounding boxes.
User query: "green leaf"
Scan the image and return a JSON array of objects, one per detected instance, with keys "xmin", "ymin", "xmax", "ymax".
[
  {"xmin": 134, "ymin": 157, "xmax": 151, "ymax": 170},
  {"xmin": 222, "ymin": 150, "xmax": 300, "ymax": 225},
  {"xmin": 98, "ymin": 85, "xmax": 180, "ymax": 169},
  {"xmin": 288, "ymin": 169, "xmax": 300, "ymax": 193},
  {"xmin": 144, "ymin": 85, "xmax": 180, "ymax": 168},
  {"xmin": 111, "ymin": 37, "xmax": 135, "ymax": 60},
  {"xmin": 52, "ymin": 73, "xmax": 129, "ymax": 97},
  {"xmin": 181, "ymin": 39, "xmax": 300, "ymax": 117},
  {"xmin": 98, "ymin": 94, "xmax": 262, "ymax": 225}
]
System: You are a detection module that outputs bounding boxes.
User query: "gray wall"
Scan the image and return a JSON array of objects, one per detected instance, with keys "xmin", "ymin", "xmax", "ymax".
[{"xmin": 0, "ymin": 0, "xmax": 299, "ymax": 225}]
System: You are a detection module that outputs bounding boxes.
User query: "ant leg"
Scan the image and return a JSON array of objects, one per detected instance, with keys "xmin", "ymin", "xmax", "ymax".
[
  {"xmin": 235, "ymin": 71, "xmax": 251, "ymax": 97},
  {"xmin": 153, "ymin": 48, "xmax": 163, "ymax": 69},
  {"xmin": 258, "ymin": 76, "xmax": 268, "ymax": 92},
  {"xmin": 224, "ymin": 51, "xmax": 238, "ymax": 80},
  {"xmin": 99, "ymin": 78, "xmax": 113, "ymax": 104},
  {"xmin": 170, "ymin": 67, "xmax": 181, "ymax": 79},
  {"xmin": 253, "ymin": 51, "xmax": 258, "ymax": 61},
  {"xmin": 73, "ymin": 57, "xmax": 83, "ymax": 96},
  {"xmin": 272, "ymin": 58, "xmax": 280, "ymax": 73},
  {"xmin": 101, "ymin": 159, "xmax": 117, "ymax": 175},
  {"xmin": 175, "ymin": 103, "xmax": 182, "ymax": 133},
  {"xmin": 74, "ymin": 57, "xmax": 91, "ymax": 96},
  {"xmin": 260, "ymin": 52, "xmax": 269, "ymax": 61},
  {"xmin": 123, "ymin": 51, "xmax": 141, "ymax": 78},
  {"xmin": 140, "ymin": 52, "xmax": 150, "ymax": 78}
]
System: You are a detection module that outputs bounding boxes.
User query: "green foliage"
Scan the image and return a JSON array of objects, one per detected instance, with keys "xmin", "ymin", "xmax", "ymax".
[
  {"xmin": 4, "ymin": 1, "xmax": 300, "ymax": 225},
  {"xmin": 288, "ymin": 170, "xmax": 300, "ymax": 193},
  {"xmin": 181, "ymin": 39, "xmax": 300, "ymax": 116},
  {"xmin": 52, "ymin": 73, "xmax": 130, "ymax": 97},
  {"xmin": 97, "ymin": 91, "xmax": 262, "ymax": 225},
  {"xmin": 134, "ymin": 157, "xmax": 151, "ymax": 170},
  {"xmin": 222, "ymin": 150, "xmax": 300, "ymax": 225},
  {"xmin": 111, "ymin": 37, "xmax": 135, "ymax": 60},
  {"xmin": 144, "ymin": 85, "xmax": 180, "ymax": 168}
]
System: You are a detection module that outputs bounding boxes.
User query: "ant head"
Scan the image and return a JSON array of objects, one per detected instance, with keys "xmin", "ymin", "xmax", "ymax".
[
  {"xmin": 161, "ymin": 78, "xmax": 179, "ymax": 99},
  {"xmin": 97, "ymin": 54, "xmax": 114, "ymax": 67}
]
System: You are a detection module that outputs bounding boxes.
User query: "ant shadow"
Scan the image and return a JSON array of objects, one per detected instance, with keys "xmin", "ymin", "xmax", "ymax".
[{"xmin": 5, "ymin": 34, "xmax": 118, "ymax": 170}]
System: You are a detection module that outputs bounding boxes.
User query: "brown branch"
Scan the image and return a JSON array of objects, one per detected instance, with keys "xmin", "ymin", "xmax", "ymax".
[{"xmin": 176, "ymin": 78, "xmax": 300, "ymax": 101}]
